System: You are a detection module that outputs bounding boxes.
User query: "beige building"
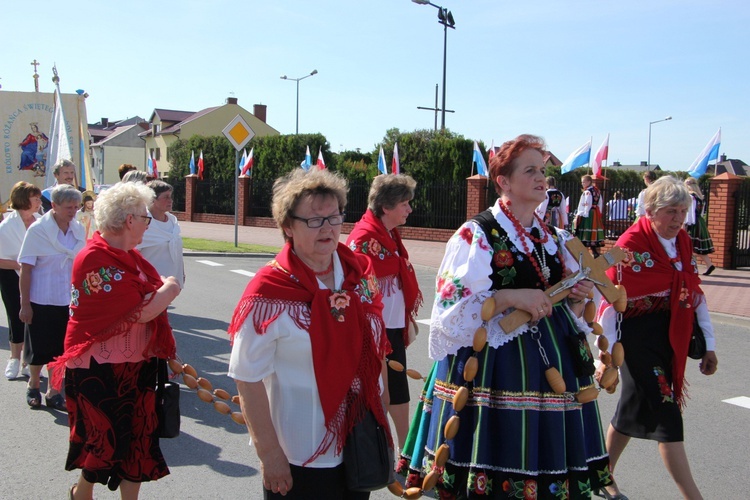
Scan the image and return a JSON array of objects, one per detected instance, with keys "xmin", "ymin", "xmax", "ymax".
[
  {"xmin": 140, "ymin": 98, "xmax": 277, "ymax": 177},
  {"xmin": 89, "ymin": 117, "xmax": 148, "ymax": 184}
]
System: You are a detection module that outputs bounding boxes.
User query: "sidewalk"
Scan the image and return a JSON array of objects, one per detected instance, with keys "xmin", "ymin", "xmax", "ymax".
[{"xmin": 180, "ymin": 220, "xmax": 750, "ymax": 319}]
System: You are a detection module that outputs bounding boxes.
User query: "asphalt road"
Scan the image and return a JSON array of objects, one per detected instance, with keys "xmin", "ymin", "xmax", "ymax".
[{"xmin": 0, "ymin": 255, "xmax": 747, "ymax": 499}]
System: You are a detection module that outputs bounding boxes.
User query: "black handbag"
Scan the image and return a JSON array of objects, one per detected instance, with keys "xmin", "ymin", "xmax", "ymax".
[
  {"xmin": 688, "ymin": 315, "xmax": 707, "ymax": 360},
  {"xmin": 156, "ymin": 358, "xmax": 181, "ymax": 438},
  {"xmin": 343, "ymin": 408, "xmax": 394, "ymax": 492}
]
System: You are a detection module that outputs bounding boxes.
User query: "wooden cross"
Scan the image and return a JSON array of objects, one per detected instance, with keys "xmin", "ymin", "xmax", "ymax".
[{"xmin": 498, "ymin": 237, "xmax": 627, "ymax": 333}]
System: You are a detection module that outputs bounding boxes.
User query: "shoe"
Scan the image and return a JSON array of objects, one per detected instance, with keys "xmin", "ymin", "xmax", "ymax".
[
  {"xmin": 593, "ymin": 487, "xmax": 629, "ymax": 500},
  {"xmin": 703, "ymin": 265, "xmax": 715, "ymax": 276},
  {"xmin": 5, "ymin": 358, "xmax": 20, "ymax": 379},
  {"xmin": 45, "ymin": 393, "xmax": 67, "ymax": 412},
  {"xmin": 26, "ymin": 387, "xmax": 42, "ymax": 408},
  {"xmin": 20, "ymin": 364, "xmax": 30, "ymax": 378}
]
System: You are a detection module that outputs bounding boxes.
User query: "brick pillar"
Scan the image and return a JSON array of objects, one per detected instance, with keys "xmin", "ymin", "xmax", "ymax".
[
  {"xmin": 185, "ymin": 175, "xmax": 198, "ymax": 222},
  {"xmin": 466, "ymin": 175, "xmax": 489, "ymax": 220},
  {"xmin": 238, "ymin": 175, "xmax": 251, "ymax": 225},
  {"xmin": 707, "ymin": 173, "xmax": 742, "ymax": 269}
]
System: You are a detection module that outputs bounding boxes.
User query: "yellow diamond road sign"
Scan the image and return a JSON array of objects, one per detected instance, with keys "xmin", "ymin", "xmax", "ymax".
[{"xmin": 222, "ymin": 115, "xmax": 255, "ymax": 151}]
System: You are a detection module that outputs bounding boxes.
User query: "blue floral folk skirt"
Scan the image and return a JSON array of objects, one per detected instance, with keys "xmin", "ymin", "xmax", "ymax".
[{"xmin": 398, "ymin": 304, "xmax": 613, "ymax": 499}]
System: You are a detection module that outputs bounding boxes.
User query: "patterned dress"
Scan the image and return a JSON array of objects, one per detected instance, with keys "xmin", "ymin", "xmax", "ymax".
[
  {"xmin": 397, "ymin": 202, "xmax": 612, "ymax": 499},
  {"xmin": 574, "ymin": 187, "xmax": 605, "ymax": 249},
  {"xmin": 685, "ymin": 194, "xmax": 714, "ymax": 255},
  {"xmin": 537, "ymin": 188, "xmax": 568, "ymax": 229}
]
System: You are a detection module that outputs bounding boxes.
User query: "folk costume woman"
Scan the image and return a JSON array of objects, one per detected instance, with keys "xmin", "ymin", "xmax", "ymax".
[
  {"xmin": 398, "ymin": 135, "xmax": 618, "ymax": 499},
  {"xmin": 535, "ymin": 176, "xmax": 568, "ymax": 229},
  {"xmin": 228, "ymin": 169, "xmax": 390, "ymax": 499},
  {"xmin": 0, "ymin": 182, "xmax": 41, "ymax": 380},
  {"xmin": 683, "ymin": 177, "xmax": 715, "ymax": 275},
  {"xmin": 596, "ymin": 176, "xmax": 717, "ymax": 499},
  {"xmin": 346, "ymin": 173, "xmax": 423, "ymax": 450},
  {"xmin": 574, "ymin": 175, "xmax": 605, "ymax": 257},
  {"xmin": 50, "ymin": 182, "xmax": 181, "ymax": 500}
]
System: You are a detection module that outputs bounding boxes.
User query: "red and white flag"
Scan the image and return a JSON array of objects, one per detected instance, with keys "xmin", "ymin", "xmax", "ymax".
[
  {"xmin": 488, "ymin": 140, "xmax": 495, "ymax": 160},
  {"xmin": 392, "ymin": 142, "xmax": 400, "ymax": 175},
  {"xmin": 316, "ymin": 147, "xmax": 326, "ymax": 170},
  {"xmin": 592, "ymin": 134, "xmax": 609, "ymax": 176},
  {"xmin": 241, "ymin": 147, "xmax": 254, "ymax": 176},
  {"xmin": 151, "ymin": 151, "xmax": 159, "ymax": 178},
  {"xmin": 198, "ymin": 150, "xmax": 205, "ymax": 180}
]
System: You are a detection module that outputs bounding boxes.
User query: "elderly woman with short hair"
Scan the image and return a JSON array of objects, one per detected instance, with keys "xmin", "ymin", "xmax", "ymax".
[
  {"xmin": 597, "ymin": 175, "xmax": 718, "ymax": 499},
  {"xmin": 49, "ymin": 182, "xmax": 181, "ymax": 500},
  {"xmin": 346, "ymin": 174, "xmax": 422, "ymax": 450},
  {"xmin": 228, "ymin": 168, "xmax": 390, "ymax": 499},
  {"xmin": 0, "ymin": 181, "xmax": 42, "ymax": 379},
  {"xmin": 18, "ymin": 184, "xmax": 85, "ymax": 409},
  {"xmin": 137, "ymin": 180, "xmax": 184, "ymax": 288}
]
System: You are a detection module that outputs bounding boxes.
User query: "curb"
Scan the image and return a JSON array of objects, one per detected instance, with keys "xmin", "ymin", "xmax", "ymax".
[{"xmin": 183, "ymin": 252, "xmax": 274, "ymax": 258}]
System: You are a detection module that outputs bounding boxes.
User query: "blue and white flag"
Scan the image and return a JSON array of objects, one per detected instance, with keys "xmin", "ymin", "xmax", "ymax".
[
  {"xmin": 560, "ymin": 139, "xmax": 592, "ymax": 174},
  {"xmin": 687, "ymin": 128, "xmax": 721, "ymax": 178},
  {"xmin": 238, "ymin": 148, "xmax": 248, "ymax": 174},
  {"xmin": 189, "ymin": 150, "xmax": 196, "ymax": 175},
  {"xmin": 473, "ymin": 141, "xmax": 488, "ymax": 176},
  {"xmin": 147, "ymin": 154, "xmax": 154, "ymax": 176},
  {"xmin": 300, "ymin": 145, "xmax": 312, "ymax": 170},
  {"xmin": 377, "ymin": 146, "xmax": 387, "ymax": 175}
]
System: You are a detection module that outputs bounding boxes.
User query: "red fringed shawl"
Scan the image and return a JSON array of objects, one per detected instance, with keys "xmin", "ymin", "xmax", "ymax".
[
  {"xmin": 606, "ymin": 217, "xmax": 703, "ymax": 406},
  {"xmin": 346, "ymin": 209, "xmax": 423, "ymax": 346},
  {"xmin": 50, "ymin": 232, "xmax": 176, "ymax": 390},
  {"xmin": 227, "ymin": 242, "xmax": 390, "ymax": 463}
]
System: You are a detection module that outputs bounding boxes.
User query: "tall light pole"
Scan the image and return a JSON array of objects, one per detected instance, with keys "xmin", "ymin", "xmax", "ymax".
[
  {"xmin": 280, "ymin": 69, "xmax": 318, "ymax": 134},
  {"xmin": 647, "ymin": 116, "xmax": 672, "ymax": 169},
  {"xmin": 412, "ymin": 0, "xmax": 455, "ymax": 131}
]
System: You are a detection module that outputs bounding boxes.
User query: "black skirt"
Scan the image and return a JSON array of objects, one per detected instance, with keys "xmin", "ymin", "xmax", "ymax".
[
  {"xmin": 23, "ymin": 303, "xmax": 69, "ymax": 365},
  {"xmin": 611, "ymin": 311, "xmax": 684, "ymax": 442},
  {"xmin": 0, "ymin": 269, "xmax": 24, "ymax": 344}
]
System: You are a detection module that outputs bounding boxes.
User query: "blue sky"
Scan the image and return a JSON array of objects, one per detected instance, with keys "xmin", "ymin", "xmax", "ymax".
[{"xmin": 2, "ymin": 0, "xmax": 748, "ymax": 171}]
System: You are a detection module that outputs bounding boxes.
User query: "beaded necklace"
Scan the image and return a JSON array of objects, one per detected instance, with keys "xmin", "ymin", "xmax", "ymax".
[
  {"xmin": 313, "ymin": 259, "xmax": 334, "ymax": 276},
  {"xmin": 498, "ymin": 199, "xmax": 564, "ymax": 288}
]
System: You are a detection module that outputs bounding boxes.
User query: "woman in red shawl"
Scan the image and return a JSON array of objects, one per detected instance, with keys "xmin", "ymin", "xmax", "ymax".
[
  {"xmin": 228, "ymin": 169, "xmax": 390, "ymax": 499},
  {"xmin": 596, "ymin": 176, "xmax": 718, "ymax": 499},
  {"xmin": 52, "ymin": 182, "xmax": 181, "ymax": 500},
  {"xmin": 346, "ymin": 173, "xmax": 422, "ymax": 450}
]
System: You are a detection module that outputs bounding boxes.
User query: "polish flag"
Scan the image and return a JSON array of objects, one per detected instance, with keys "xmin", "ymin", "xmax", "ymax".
[
  {"xmin": 198, "ymin": 150, "xmax": 205, "ymax": 180},
  {"xmin": 316, "ymin": 147, "xmax": 326, "ymax": 170},
  {"xmin": 488, "ymin": 140, "xmax": 495, "ymax": 160},
  {"xmin": 592, "ymin": 134, "xmax": 609, "ymax": 176},
  {"xmin": 241, "ymin": 147, "xmax": 254, "ymax": 176},
  {"xmin": 392, "ymin": 142, "xmax": 400, "ymax": 175}
]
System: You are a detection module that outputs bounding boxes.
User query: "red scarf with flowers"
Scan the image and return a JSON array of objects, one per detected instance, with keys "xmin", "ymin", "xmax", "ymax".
[
  {"xmin": 606, "ymin": 216, "xmax": 702, "ymax": 406},
  {"xmin": 346, "ymin": 209, "xmax": 423, "ymax": 346},
  {"xmin": 227, "ymin": 242, "xmax": 390, "ymax": 463},
  {"xmin": 49, "ymin": 232, "xmax": 176, "ymax": 390}
]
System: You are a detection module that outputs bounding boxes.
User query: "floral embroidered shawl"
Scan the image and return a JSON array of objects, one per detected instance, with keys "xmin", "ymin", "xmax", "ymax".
[
  {"xmin": 227, "ymin": 242, "xmax": 390, "ymax": 463},
  {"xmin": 346, "ymin": 209, "xmax": 423, "ymax": 345}
]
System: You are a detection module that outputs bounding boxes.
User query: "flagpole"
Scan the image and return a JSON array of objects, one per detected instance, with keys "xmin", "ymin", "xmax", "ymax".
[{"xmin": 234, "ymin": 149, "xmax": 239, "ymax": 247}]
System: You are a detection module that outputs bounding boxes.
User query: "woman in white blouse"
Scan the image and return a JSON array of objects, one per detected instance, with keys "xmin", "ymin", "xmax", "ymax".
[
  {"xmin": 228, "ymin": 169, "xmax": 390, "ymax": 499},
  {"xmin": 137, "ymin": 180, "xmax": 184, "ymax": 288},
  {"xmin": 0, "ymin": 182, "xmax": 42, "ymax": 379},
  {"xmin": 597, "ymin": 176, "xmax": 718, "ymax": 499}
]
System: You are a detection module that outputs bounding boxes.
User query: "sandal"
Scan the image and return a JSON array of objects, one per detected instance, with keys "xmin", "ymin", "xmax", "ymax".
[
  {"xmin": 26, "ymin": 387, "xmax": 41, "ymax": 408},
  {"xmin": 45, "ymin": 393, "xmax": 67, "ymax": 412}
]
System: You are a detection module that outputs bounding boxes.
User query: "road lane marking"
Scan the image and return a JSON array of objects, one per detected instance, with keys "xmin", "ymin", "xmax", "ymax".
[
  {"xmin": 723, "ymin": 396, "xmax": 750, "ymax": 409},
  {"xmin": 196, "ymin": 260, "xmax": 224, "ymax": 267},
  {"xmin": 231, "ymin": 269, "xmax": 256, "ymax": 277}
]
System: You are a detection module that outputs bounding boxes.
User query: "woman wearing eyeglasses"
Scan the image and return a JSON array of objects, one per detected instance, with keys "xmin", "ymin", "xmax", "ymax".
[
  {"xmin": 50, "ymin": 182, "xmax": 181, "ymax": 500},
  {"xmin": 228, "ymin": 169, "xmax": 391, "ymax": 499},
  {"xmin": 346, "ymin": 174, "xmax": 422, "ymax": 452},
  {"xmin": 137, "ymin": 180, "xmax": 185, "ymax": 289}
]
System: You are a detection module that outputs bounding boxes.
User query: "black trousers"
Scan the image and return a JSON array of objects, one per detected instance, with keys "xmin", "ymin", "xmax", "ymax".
[{"xmin": 263, "ymin": 463, "xmax": 370, "ymax": 500}]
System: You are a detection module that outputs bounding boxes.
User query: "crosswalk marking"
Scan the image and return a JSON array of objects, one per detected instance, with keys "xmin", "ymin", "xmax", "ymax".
[
  {"xmin": 231, "ymin": 269, "xmax": 256, "ymax": 277},
  {"xmin": 723, "ymin": 396, "xmax": 750, "ymax": 409},
  {"xmin": 196, "ymin": 260, "xmax": 224, "ymax": 267}
]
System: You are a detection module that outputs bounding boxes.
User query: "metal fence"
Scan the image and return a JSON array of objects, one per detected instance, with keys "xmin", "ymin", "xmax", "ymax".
[
  {"xmin": 196, "ymin": 181, "xmax": 234, "ymax": 215},
  {"xmin": 165, "ymin": 178, "xmax": 186, "ymax": 212},
  {"xmin": 732, "ymin": 178, "xmax": 750, "ymax": 268},
  {"xmin": 250, "ymin": 178, "xmax": 275, "ymax": 218}
]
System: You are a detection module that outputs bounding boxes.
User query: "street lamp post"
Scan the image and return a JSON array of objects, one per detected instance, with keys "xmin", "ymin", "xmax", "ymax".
[
  {"xmin": 647, "ymin": 116, "xmax": 672, "ymax": 169},
  {"xmin": 412, "ymin": 0, "xmax": 455, "ymax": 131},
  {"xmin": 280, "ymin": 69, "xmax": 318, "ymax": 134}
]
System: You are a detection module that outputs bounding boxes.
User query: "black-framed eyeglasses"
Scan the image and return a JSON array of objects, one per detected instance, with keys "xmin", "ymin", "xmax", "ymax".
[
  {"xmin": 290, "ymin": 213, "xmax": 345, "ymax": 228},
  {"xmin": 134, "ymin": 214, "xmax": 152, "ymax": 226}
]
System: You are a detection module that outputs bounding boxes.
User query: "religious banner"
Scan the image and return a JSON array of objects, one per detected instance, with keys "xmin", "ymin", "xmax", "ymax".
[{"xmin": 1, "ymin": 90, "xmax": 87, "ymax": 205}]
